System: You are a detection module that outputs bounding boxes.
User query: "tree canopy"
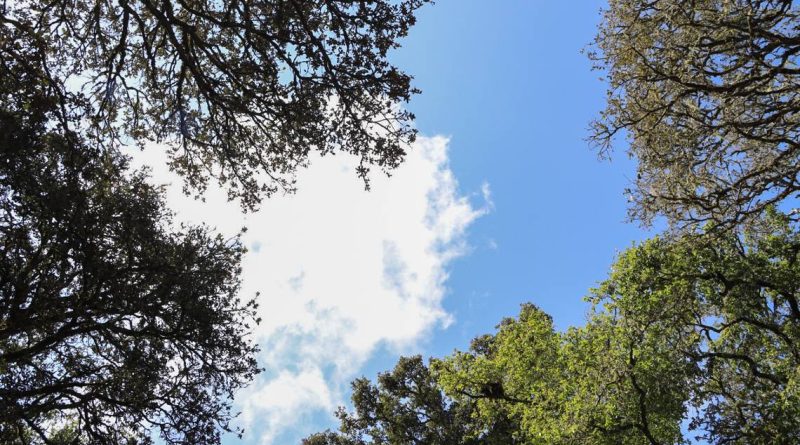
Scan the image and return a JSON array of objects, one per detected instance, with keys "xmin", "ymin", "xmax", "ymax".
[
  {"xmin": 310, "ymin": 2, "xmax": 800, "ymax": 444},
  {"xmin": 1, "ymin": 1, "xmax": 432, "ymax": 442},
  {"xmin": 592, "ymin": 212, "xmax": 800, "ymax": 443},
  {"xmin": 591, "ymin": 0, "xmax": 800, "ymax": 232},
  {"xmin": 432, "ymin": 303, "xmax": 690, "ymax": 445},
  {"xmin": 308, "ymin": 212, "xmax": 800, "ymax": 444},
  {"xmin": 2, "ymin": 0, "xmax": 428, "ymax": 208},
  {"xmin": 0, "ymin": 64, "xmax": 260, "ymax": 445},
  {"xmin": 302, "ymin": 355, "xmax": 517, "ymax": 445},
  {"xmin": 7, "ymin": 1, "xmax": 800, "ymax": 444}
]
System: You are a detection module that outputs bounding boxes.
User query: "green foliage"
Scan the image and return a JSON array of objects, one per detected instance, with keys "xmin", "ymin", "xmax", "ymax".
[
  {"xmin": 434, "ymin": 303, "xmax": 688, "ymax": 445},
  {"xmin": 593, "ymin": 214, "xmax": 800, "ymax": 443},
  {"xmin": 587, "ymin": 1, "xmax": 800, "ymax": 437},
  {"xmin": 431, "ymin": 305, "xmax": 563, "ymax": 444},
  {"xmin": 309, "ymin": 212, "xmax": 800, "ymax": 445},
  {"xmin": 303, "ymin": 355, "xmax": 516, "ymax": 445},
  {"xmin": 590, "ymin": 0, "xmax": 800, "ymax": 232}
]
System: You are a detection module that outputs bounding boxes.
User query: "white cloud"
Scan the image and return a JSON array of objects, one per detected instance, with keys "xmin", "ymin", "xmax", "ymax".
[
  {"xmin": 131, "ymin": 135, "xmax": 489, "ymax": 444},
  {"xmin": 239, "ymin": 367, "xmax": 334, "ymax": 441}
]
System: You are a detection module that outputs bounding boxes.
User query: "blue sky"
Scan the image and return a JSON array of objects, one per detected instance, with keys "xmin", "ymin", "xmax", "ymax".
[
  {"xmin": 140, "ymin": 2, "xmax": 661, "ymax": 444},
  {"xmin": 392, "ymin": 0, "xmax": 651, "ymax": 342}
]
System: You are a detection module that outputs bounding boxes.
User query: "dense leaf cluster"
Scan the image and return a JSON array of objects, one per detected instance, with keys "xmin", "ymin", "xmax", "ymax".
[
  {"xmin": 303, "ymin": 356, "xmax": 516, "ymax": 445},
  {"xmin": 0, "ymin": 57, "xmax": 260, "ymax": 445},
  {"xmin": 310, "ymin": 216, "xmax": 800, "ymax": 444},
  {"xmin": 595, "ymin": 215, "xmax": 800, "ymax": 443}
]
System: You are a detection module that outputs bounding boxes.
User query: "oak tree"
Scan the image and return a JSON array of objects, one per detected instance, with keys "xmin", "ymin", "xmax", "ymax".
[
  {"xmin": 0, "ymin": 63, "xmax": 260, "ymax": 445},
  {"xmin": 433, "ymin": 304, "xmax": 688, "ymax": 445},
  {"xmin": 303, "ymin": 356, "xmax": 516, "ymax": 445},
  {"xmin": 314, "ymin": 213, "xmax": 800, "ymax": 444},
  {"xmin": 593, "ymin": 213, "xmax": 800, "ymax": 443},
  {"xmin": 1, "ymin": 1, "xmax": 431, "ymax": 441},
  {"xmin": 2, "ymin": 0, "xmax": 428, "ymax": 208},
  {"xmin": 591, "ymin": 0, "xmax": 800, "ymax": 232}
]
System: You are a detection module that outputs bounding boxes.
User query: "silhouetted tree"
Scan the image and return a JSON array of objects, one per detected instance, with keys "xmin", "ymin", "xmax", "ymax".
[
  {"xmin": 2, "ymin": 0, "xmax": 429, "ymax": 208},
  {"xmin": 0, "ymin": 62, "xmax": 260, "ymax": 445},
  {"xmin": 1, "ymin": 1, "xmax": 432, "ymax": 441}
]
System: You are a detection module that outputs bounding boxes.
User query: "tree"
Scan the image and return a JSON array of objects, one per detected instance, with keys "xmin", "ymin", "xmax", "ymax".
[
  {"xmin": 433, "ymin": 304, "xmax": 688, "ymax": 445},
  {"xmin": 430, "ymin": 305, "xmax": 564, "ymax": 445},
  {"xmin": 436, "ymin": 218, "xmax": 800, "ymax": 444},
  {"xmin": 308, "ymin": 305, "xmax": 687, "ymax": 445},
  {"xmin": 591, "ymin": 0, "xmax": 800, "ymax": 232},
  {"xmin": 312, "ymin": 212, "xmax": 800, "ymax": 444},
  {"xmin": 593, "ymin": 212, "xmax": 800, "ymax": 444},
  {"xmin": 1, "ymin": 2, "xmax": 431, "ymax": 441},
  {"xmin": 302, "ymin": 355, "xmax": 517, "ymax": 445},
  {"xmin": 2, "ymin": 0, "xmax": 429, "ymax": 209},
  {"xmin": 0, "ymin": 62, "xmax": 260, "ymax": 445}
]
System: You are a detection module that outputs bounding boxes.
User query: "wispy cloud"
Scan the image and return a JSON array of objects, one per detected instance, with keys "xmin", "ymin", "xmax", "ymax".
[{"xmin": 132, "ymin": 135, "xmax": 490, "ymax": 444}]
